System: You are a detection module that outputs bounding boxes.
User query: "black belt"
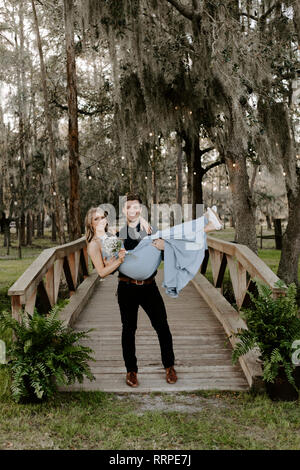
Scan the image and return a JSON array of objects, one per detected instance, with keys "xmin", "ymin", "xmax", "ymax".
[{"xmin": 118, "ymin": 276, "xmax": 155, "ymax": 285}]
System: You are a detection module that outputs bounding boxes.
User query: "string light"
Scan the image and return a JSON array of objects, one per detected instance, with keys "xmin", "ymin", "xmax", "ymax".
[
  {"xmin": 193, "ymin": 171, "xmax": 196, "ymax": 175},
  {"xmin": 232, "ymin": 163, "xmax": 236, "ymax": 168},
  {"xmin": 88, "ymin": 175, "xmax": 92, "ymax": 180},
  {"xmin": 145, "ymin": 176, "xmax": 148, "ymax": 180},
  {"xmin": 283, "ymin": 171, "xmax": 286, "ymax": 176},
  {"xmin": 14, "ymin": 201, "xmax": 17, "ymax": 205},
  {"xmin": 53, "ymin": 191, "xmax": 56, "ymax": 196},
  {"xmin": 189, "ymin": 111, "xmax": 192, "ymax": 115},
  {"xmin": 149, "ymin": 132, "xmax": 153, "ymax": 137}
]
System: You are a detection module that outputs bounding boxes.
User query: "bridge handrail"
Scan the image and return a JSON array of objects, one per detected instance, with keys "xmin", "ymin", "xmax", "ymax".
[
  {"xmin": 8, "ymin": 236, "xmax": 89, "ymax": 318},
  {"xmin": 205, "ymin": 236, "xmax": 285, "ymax": 309}
]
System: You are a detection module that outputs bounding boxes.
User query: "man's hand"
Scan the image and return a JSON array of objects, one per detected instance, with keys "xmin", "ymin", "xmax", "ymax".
[
  {"xmin": 118, "ymin": 248, "xmax": 126, "ymax": 263},
  {"xmin": 140, "ymin": 216, "xmax": 153, "ymax": 234},
  {"xmin": 152, "ymin": 238, "xmax": 165, "ymax": 251}
]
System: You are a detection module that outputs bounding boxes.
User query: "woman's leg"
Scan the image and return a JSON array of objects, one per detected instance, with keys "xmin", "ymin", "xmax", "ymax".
[{"xmin": 151, "ymin": 215, "xmax": 207, "ymax": 241}]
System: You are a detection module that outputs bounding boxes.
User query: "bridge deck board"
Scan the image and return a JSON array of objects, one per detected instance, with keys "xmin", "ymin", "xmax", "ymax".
[{"xmin": 60, "ymin": 271, "xmax": 249, "ymax": 392}]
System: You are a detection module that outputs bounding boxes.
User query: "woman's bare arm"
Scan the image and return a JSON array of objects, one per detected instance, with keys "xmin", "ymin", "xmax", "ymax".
[{"xmin": 87, "ymin": 241, "xmax": 125, "ymax": 278}]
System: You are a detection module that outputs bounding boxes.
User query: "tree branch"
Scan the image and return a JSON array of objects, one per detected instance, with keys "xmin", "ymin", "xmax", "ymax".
[
  {"xmin": 260, "ymin": 2, "xmax": 281, "ymax": 22},
  {"xmin": 200, "ymin": 146, "xmax": 215, "ymax": 156},
  {"xmin": 0, "ymin": 32, "xmax": 14, "ymax": 46},
  {"xmin": 239, "ymin": 12, "xmax": 258, "ymax": 21},
  {"xmin": 203, "ymin": 158, "xmax": 224, "ymax": 174},
  {"xmin": 192, "ymin": 0, "xmax": 200, "ymax": 12},
  {"xmin": 166, "ymin": 0, "xmax": 194, "ymax": 20},
  {"xmin": 51, "ymin": 97, "xmax": 111, "ymax": 116},
  {"xmin": 239, "ymin": 2, "xmax": 281, "ymax": 23}
]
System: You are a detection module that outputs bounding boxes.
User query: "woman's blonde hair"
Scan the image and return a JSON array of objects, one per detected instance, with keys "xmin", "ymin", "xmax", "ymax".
[{"xmin": 85, "ymin": 207, "xmax": 108, "ymax": 243}]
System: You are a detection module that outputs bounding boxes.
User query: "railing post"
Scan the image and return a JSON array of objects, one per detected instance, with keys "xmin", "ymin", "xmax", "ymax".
[{"xmin": 11, "ymin": 295, "xmax": 22, "ymax": 321}]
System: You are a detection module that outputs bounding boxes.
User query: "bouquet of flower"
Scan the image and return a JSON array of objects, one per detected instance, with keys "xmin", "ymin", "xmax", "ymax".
[{"xmin": 102, "ymin": 236, "xmax": 123, "ymax": 257}]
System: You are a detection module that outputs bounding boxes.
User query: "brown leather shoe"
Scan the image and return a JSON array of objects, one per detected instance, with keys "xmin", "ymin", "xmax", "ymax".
[
  {"xmin": 166, "ymin": 366, "xmax": 177, "ymax": 384},
  {"xmin": 126, "ymin": 371, "xmax": 139, "ymax": 387}
]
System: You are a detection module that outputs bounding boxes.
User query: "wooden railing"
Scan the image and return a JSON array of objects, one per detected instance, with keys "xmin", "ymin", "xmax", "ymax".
[
  {"xmin": 202, "ymin": 236, "xmax": 285, "ymax": 309},
  {"xmin": 8, "ymin": 237, "xmax": 89, "ymax": 319}
]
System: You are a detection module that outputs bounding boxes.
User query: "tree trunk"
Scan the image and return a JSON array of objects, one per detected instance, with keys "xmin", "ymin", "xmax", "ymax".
[
  {"xmin": 64, "ymin": 0, "xmax": 81, "ymax": 241},
  {"xmin": 14, "ymin": 0, "xmax": 27, "ymax": 242},
  {"xmin": 273, "ymin": 219, "xmax": 283, "ymax": 250},
  {"xmin": 20, "ymin": 212, "xmax": 26, "ymax": 246},
  {"xmin": 183, "ymin": 133, "xmax": 193, "ymax": 204},
  {"xmin": 37, "ymin": 211, "xmax": 43, "ymax": 237},
  {"xmin": 151, "ymin": 164, "xmax": 157, "ymax": 205},
  {"xmin": 3, "ymin": 216, "xmax": 10, "ymax": 254},
  {"xmin": 51, "ymin": 212, "xmax": 57, "ymax": 242},
  {"xmin": 32, "ymin": 213, "xmax": 35, "ymax": 238},
  {"xmin": 226, "ymin": 156, "xmax": 258, "ymax": 253},
  {"xmin": 176, "ymin": 136, "xmax": 183, "ymax": 206},
  {"xmin": 192, "ymin": 135, "xmax": 203, "ymax": 217},
  {"xmin": 277, "ymin": 179, "xmax": 300, "ymax": 286},
  {"xmin": 18, "ymin": 215, "xmax": 23, "ymax": 259},
  {"xmin": 64, "ymin": 197, "xmax": 70, "ymax": 235},
  {"xmin": 266, "ymin": 214, "xmax": 272, "ymax": 230},
  {"xmin": 41, "ymin": 209, "xmax": 45, "ymax": 237},
  {"xmin": 26, "ymin": 210, "xmax": 32, "ymax": 246},
  {"xmin": 31, "ymin": 0, "xmax": 65, "ymax": 244}
]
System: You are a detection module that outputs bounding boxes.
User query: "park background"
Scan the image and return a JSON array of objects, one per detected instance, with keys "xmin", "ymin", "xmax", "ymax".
[{"xmin": 0, "ymin": 0, "xmax": 300, "ymax": 450}]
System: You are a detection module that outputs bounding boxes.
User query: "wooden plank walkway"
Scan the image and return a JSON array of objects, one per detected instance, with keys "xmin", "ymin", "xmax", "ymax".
[{"xmin": 61, "ymin": 271, "xmax": 249, "ymax": 393}]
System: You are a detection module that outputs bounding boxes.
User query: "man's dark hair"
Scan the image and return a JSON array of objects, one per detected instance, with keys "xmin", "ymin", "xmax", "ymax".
[{"xmin": 123, "ymin": 192, "xmax": 142, "ymax": 204}]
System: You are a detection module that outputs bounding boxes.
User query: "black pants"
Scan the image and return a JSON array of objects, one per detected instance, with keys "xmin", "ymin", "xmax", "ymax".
[{"xmin": 117, "ymin": 280, "xmax": 175, "ymax": 373}]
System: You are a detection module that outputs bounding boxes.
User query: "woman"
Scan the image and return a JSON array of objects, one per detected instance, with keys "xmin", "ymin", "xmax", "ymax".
[
  {"xmin": 85, "ymin": 207, "xmax": 151, "ymax": 278},
  {"xmin": 85, "ymin": 206, "xmax": 223, "ymax": 296}
]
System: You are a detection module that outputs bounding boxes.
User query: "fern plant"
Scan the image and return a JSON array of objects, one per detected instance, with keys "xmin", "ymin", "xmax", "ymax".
[
  {"xmin": 0, "ymin": 304, "xmax": 95, "ymax": 403},
  {"xmin": 232, "ymin": 279, "xmax": 300, "ymax": 391}
]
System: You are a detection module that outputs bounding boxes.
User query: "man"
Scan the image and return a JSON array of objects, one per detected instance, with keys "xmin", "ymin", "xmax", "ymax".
[{"xmin": 116, "ymin": 192, "xmax": 177, "ymax": 388}]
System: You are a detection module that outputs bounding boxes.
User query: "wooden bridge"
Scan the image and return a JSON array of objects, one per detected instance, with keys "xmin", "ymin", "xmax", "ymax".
[{"xmin": 8, "ymin": 235, "xmax": 285, "ymax": 393}]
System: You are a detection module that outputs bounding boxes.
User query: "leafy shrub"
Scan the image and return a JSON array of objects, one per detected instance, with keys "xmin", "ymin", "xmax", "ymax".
[
  {"xmin": 232, "ymin": 279, "xmax": 300, "ymax": 390},
  {"xmin": 0, "ymin": 305, "xmax": 95, "ymax": 402}
]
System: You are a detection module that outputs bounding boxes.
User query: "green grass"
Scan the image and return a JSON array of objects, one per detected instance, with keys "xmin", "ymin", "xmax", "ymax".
[{"xmin": 0, "ymin": 390, "xmax": 299, "ymax": 449}]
